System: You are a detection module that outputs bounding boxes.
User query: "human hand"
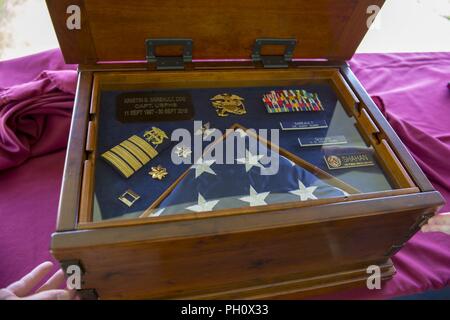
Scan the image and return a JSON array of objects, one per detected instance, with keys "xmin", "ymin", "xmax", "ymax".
[
  {"xmin": 0, "ymin": 261, "xmax": 76, "ymax": 300},
  {"xmin": 421, "ymin": 214, "xmax": 450, "ymax": 235}
]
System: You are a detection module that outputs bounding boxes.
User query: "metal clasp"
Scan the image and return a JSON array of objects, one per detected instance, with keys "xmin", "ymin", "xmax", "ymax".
[
  {"xmin": 146, "ymin": 38, "xmax": 193, "ymax": 70},
  {"xmin": 252, "ymin": 38, "xmax": 297, "ymax": 68}
]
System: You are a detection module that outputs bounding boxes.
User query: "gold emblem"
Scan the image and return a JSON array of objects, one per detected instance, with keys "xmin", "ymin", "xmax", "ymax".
[
  {"xmin": 210, "ymin": 94, "xmax": 246, "ymax": 117},
  {"xmin": 149, "ymin": 165, "xmax": 168, "ymax": 180},
  {"xmin": 326, "ymin": 155, "xmax": 342, "ymax": 169},
  {"xmin": 325, "ymin": 153, "xmax": 374, "ymax": 170},
  {"xmin": 175, "ymin": 146, "xmax": 192, "ymax": 159},
  {"xmin": 143, "ymin": 127, "xmax": 169, "ymax": 145}
]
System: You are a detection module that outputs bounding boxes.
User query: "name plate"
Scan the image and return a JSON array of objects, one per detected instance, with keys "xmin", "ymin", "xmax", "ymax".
[
  {"xmin": 298, "ymin": 135, "xmax": 347, "ymax": 147},
  {"xmin": 324, "ymin": 152, "xmax": 375, "ymax": 170},
  {"xmin": 280, "ymin": 120, "xmax": 328, "ymax": 131},
  {"xmin": 116, "ymin": 91, "xmax": 194, "ymax": 122}
]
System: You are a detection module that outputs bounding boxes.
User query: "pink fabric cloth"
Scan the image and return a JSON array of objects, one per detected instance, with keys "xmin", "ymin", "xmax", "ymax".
[
  {"xmin": 318, "ymin": 52, "xmax": 450, "ymax": 299},
  {"xmin": 0, "ymin": 50, "xmax": 449, "ymax": 298},
  {"xmin": 0, "ymin": 150, "xmax": 67, "ymax": 286},
  {"xmin": 352, "ymin": 53, "xmax": 450, "ymax": 214},
  {"xmin": 0, "ymin": 49, "xmax": 76, "ymax": 286},
  {"xmin": 0, "ymin": 55, "xmax": 77, "ymax": 170}
]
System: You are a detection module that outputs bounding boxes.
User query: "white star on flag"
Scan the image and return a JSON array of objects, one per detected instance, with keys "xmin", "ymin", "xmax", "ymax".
[
  {"xmin": 186, "ymin": 193, "xmax": 219, "ymax": 212},
  {"xmin": 149, "ymin": 208, "xmax": 165, "ymax": 217},
  {"xmin": 236, "ymin": 150, "xmax": 264, "ymax": 172},
  {"xmin": 235, "ymin": 128, "xmax": 248, "ymax": 138},
  {"xmin": 289, "ymin": 180, "xmax": 318, "ymax": 201},
  {"xmin": 192, "ymin": 158, "xmax": 217, "ymax": 178},
  {"xmin": 239, "ymin": 185, "xmax": 270, "ymax": 207}
]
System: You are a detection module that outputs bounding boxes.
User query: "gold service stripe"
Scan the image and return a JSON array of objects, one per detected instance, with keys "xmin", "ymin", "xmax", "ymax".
[
  {"xmin": 128, "ymin": 135, "xmax": 158, "ymax": 158},
  {"xmin": 120, "ymin": 140, "xmax": 151, "ymax": 164},
  {"xmin": 101, "ymin": 151, "xmax": 134, "ymax": 178},
  {"xmin": 111, "ymin": 145, "xmax": 143, "ymax": 171}
]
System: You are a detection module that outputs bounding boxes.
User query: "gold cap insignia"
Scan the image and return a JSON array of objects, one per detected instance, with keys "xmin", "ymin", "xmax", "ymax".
[{"xmin": 143, "ymin": 127, "xmax": 169, "ymax": 146}]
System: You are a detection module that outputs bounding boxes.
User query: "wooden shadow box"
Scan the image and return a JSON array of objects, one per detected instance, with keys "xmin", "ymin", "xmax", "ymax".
[{"xmin": 46, "ymin": 0, "xmax": 444, "ymax": 299}]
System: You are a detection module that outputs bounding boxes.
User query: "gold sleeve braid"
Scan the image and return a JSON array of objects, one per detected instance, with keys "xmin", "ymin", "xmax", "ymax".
[{"xmin": 101, "ymin": 134, "xmax": 160, "ymax": 178}]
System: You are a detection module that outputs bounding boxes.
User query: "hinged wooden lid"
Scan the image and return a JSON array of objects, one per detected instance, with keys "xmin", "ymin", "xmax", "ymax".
[{"xmin": 46, "ymin": 0, "xmax": 384, "ymax": 65}]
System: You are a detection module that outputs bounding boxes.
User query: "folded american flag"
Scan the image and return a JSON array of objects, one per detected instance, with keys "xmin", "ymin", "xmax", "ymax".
[{"xmin": 146, "ymin": 128, "xmax": 349, "ymax": 217}]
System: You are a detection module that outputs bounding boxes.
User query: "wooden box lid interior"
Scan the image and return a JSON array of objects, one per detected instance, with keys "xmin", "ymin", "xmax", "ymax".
[{"xmin": 46, "ymin": 0, "xmax": 385, "ymax": 65}]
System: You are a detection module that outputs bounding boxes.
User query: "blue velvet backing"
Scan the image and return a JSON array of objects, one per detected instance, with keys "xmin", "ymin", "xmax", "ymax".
[{"xmin": 94, "ymin": 83, "xmax": 393, "ymax": 220}]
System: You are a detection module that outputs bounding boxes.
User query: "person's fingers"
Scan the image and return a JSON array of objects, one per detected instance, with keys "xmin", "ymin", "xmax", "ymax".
[
  {"xmin": 36, "ymin": 269, "xmax": 66, "ymax": 293},
  {"xmin": 421, "ymin": 224, "xmax": 436, "ymax": 232},
  {"xmin": 24, "ymin": 289, "xmax": 76, "ymax": 300},
  {"xmin": 427, "ymin": 215, "xmax": 450, "ymax": 225},
  {"xmin": 421, "ymin": 224, "xmax": 450, "ymax": 234},
  {"xmin": 0, "ymin": 288, "xmax": 17, "ymax": 300},
  {"xmin": 6, "ymin": 261, "xmax": 54, "ymax": 297}
]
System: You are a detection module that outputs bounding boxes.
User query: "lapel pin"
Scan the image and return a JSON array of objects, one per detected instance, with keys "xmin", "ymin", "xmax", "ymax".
[
  {"xmin": 175, "ymin": 146, "xmax": 192, "ymax": 159},
  {"xmin": 149, "ymin": 165, "xmax": 168, "ymax": 180}
]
